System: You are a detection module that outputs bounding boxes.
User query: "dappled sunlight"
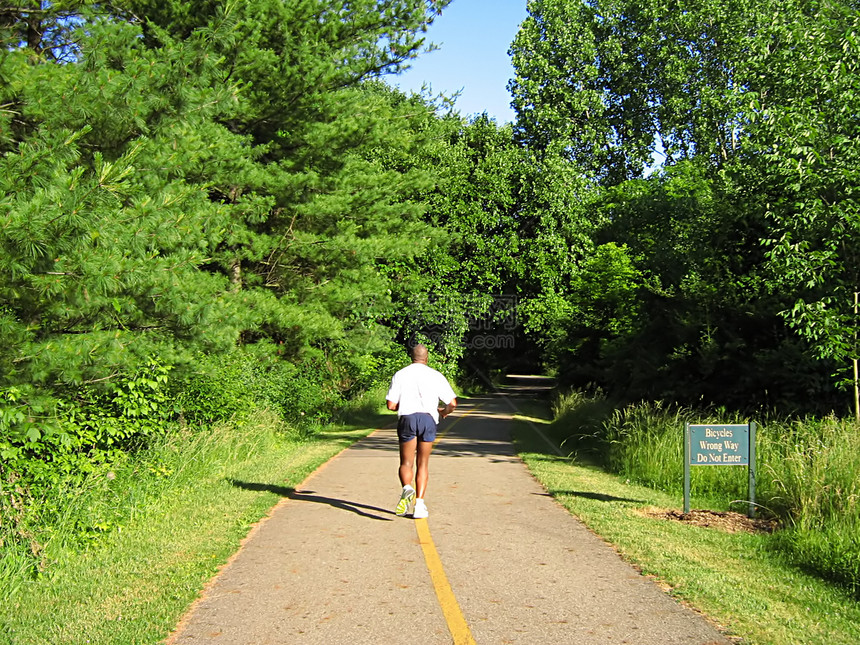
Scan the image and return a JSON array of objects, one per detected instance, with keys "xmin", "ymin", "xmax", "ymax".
[
  {"xmin": 315, "ymin": 427, "xmax": 379, "ymax": 440},
  {"xmin": 513, "ymin": 414, "xmax": 551, "ymax": 425},
  {"xmin": 448, "ymin": 408, "xmax": 512, "ymax": 421}
]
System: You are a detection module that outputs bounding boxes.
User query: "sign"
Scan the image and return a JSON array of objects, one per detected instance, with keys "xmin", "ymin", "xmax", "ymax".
[
  {"xmin": 684, "ymin": 422, "xmax": 757, "ymax": 518},
  {"xmin": 688, "ymin": 424, "xmax": 750, "ymax": 465}
]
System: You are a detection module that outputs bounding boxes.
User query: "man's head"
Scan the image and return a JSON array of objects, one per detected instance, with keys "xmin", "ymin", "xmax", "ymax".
[{"xmin": 411, "ymin": 344, "xmax": 429, "ymax": 364}]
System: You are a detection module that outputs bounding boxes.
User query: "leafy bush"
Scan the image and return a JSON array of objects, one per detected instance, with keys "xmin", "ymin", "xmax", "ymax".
[
  {"xmin": 1, "ymin": 361, "xmax": 172, "ymax": 482},
  {"xmin": 171, "ymin": 353, "xmax": 257, "ymax": 427},
  {"xmin": 172, "ymin": 347, "xmax": 355, "ymax": 431},
  {"xmin": 0, "ymin": 360, "xmax": 175, "ymax": 574}
]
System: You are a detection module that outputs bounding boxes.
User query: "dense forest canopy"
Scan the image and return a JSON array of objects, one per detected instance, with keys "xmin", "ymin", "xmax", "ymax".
[
  {"xmin": 510, "ymin": 0, "xmax": 860, "ymax": 411},
  {"xmin": 2, "ymin": 0, "xmax": 859, "ymax": 476}
]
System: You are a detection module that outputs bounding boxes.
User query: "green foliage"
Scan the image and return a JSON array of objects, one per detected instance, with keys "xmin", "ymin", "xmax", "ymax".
[
  {"xmin": 172, "ymin": 341, "xmax": 411, "ymax": 433},
  {"xmin": 1, "ymin": 17, "xmax": 249, "ymax": 394},
  {"xmin": 0, "ymin": 360, "xmax": 176, "ymax": 578},
  {"xmin": 545, "ymin": 389, "xmax": 617, "ymax": 458},
  {"xmin": 775, "ymin": 521, "xmax": 860, "ymax": 598},
  {"xmin": 422, "ymin": 114, "xmax": 527, "ymax": 293},
  {"xmin": 757, "ymin": 413, "xmax": 860, "ymax": 596},
  {"xmin": 602, "ymin": 401, "xmax": 752, "ymax": 500},
  {"xmin": 172, "ymin": 355, "xmax": 256, "ymax": 428},
  {"xmin": 5, "ymin": 0, "xmax": 859, "ymax": 613},
  {"xmin": 1, "ymin": 361, "xmax": 172, "ymax": 486},
  {"xmin": 1, "ymin": 0, "xmax": 466, "ymax": 585},
  {"xmin": 0, "ymin": 0, "xmax": 460, "ymax": 402},
  {"xmin": 509, "ymin": 0, "xmax": 859, "ymax": 409},
  {"xmin": 757, "ymin": 415, "xmax": 860, "ymax": 524},
  {"xmin": 510, "ymin": 0, "xmax": 769, "ymax": 178},
  {"xmin": 253, "ymin": 356, "xmax": 342, "ymax": 426},
  {"xmin": 0, "ymin": 339, "xmax": 404, "ymax": 577},
  {"xmin": 750, "ymin": 1, "xmax": 860, "ymax": 376}
]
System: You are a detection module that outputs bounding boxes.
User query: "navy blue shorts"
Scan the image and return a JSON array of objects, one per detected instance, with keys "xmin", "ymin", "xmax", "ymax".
[{"xmin": 397, "ymin": 413, "xmax": 437, "ymax": 443}]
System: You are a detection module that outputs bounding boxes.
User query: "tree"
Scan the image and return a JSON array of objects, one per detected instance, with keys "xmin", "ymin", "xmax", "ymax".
[
  {"xmin": 396, "ymin": 111, "xmax": 598, "ymax": 375},
  {"xmin": 508, "ymin": 0, "xmax": 858, "ymax": 411},
  {"xmin": 751, "ymin": 1, "xmax": 860, "ymax": 383},
  {"xmin": 509, "ymin": 0, "xmax": 758, "ymax": 183},
  {"xmin": 0, "ymin": 0, "xmax": 456, "ymax": 397},
  {"xmin": 0, "ymin": 1, "xmax": 99, "ymax": 59},
  {"xmin": 0, "ymin": 16, "xmax": 252, "ymax": 389},
  {"xmin": 119, "ymin": 0, "xmax": 455, "ymax": 366}
]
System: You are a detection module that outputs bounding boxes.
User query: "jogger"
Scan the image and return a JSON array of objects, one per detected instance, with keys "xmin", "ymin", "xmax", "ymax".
[{"xmin": 386, "ymin": 344, "xmax": 457, "ymax": 518}]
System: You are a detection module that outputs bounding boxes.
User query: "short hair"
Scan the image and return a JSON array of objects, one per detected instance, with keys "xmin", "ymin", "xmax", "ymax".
[{"xmin": 411, "ymin": 344, "xmax": 429, "ymax": 361}]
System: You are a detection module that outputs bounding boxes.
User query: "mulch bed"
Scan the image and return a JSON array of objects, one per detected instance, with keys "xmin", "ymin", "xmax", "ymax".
[{"xmin": 640, "ymin": 507, "xmax": 780, "ymax": 534}]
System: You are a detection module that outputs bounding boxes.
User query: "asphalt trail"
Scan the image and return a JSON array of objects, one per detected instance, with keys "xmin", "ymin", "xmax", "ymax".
[{"xmin": 166, "ymin": 379, "xmax": 731, "ymax": 644}]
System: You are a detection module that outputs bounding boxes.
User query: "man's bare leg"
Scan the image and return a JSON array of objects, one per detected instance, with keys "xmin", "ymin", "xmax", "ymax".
[
  {"xmin": 415, "ymin": 440, "xmax": 433, "ymax": 499},
  {"xmin": 398, "ymin": 438, "xmax": 417, "ymax": 487}
]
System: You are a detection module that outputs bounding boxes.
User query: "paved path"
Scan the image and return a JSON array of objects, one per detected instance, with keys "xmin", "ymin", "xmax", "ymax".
[{"xmin": 167, "ymin": 381, "xmax": 731, "ymax": 644}]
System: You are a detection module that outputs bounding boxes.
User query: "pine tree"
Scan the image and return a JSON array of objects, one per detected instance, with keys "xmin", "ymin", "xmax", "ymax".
[
  {"xmin": 0, "ymin": 16, "xmax": 255, "ymax": 389},
  {"xmin": 1, "ymin": 1, "xmax": 456, "ymax": 397}
]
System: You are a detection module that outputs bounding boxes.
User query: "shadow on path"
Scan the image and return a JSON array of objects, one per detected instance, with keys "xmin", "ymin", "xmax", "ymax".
[
  {"xmin": 533, "ymin": 490, "xmax": 645, "ymax": 504},
  {"xmin": 228, "ymin": 479, "xmax": 395, "ymax": 522}
]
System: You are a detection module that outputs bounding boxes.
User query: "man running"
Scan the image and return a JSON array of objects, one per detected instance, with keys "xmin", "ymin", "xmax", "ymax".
[{"xmin": 386, "ymin": 344, "xmax": 457, "ymax": 519}]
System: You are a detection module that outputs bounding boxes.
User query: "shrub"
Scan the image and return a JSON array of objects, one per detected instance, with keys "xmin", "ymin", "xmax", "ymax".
[{"xmin": 171, "ymin": 353, "xmax": 256, "ymax": 427}]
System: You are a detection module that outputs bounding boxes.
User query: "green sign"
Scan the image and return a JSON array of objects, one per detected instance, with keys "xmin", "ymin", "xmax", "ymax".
[
  {"xmin": 688, "ymin": 424, "xmax": 750, "ymax": 465},
  {"xmin": 684, "ymin": 422, "xmax": 757, "ymax": 518}
]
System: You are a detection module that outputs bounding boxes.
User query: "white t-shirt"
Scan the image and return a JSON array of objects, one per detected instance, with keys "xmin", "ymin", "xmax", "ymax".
[{"xmin": 386, "ymin": 363, "xmax": 457, "ymax": 424}]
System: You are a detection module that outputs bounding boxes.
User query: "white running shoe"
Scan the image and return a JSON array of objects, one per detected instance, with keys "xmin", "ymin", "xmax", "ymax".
[
  {"xmin": 413, "ymin": 499, "xmax": 428, "ymax": 519},
  {"xmin": 395, "ymin": 486, "xmax": 415, "ymax": 516}
]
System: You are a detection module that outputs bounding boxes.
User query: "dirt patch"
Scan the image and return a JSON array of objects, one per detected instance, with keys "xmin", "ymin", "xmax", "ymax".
[{"xmin": 639, "ymin": 507, "xmax": 779, "ymax": 534}]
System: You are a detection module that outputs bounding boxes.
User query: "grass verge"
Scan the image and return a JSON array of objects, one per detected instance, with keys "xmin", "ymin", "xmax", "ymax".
[
  {"xmin": 511, "ymin": 410, "xmax": 860, "ymax": 645},
  {"xmin": 0, "ymin": 404, "xmax": 385, "ymax": 645}
]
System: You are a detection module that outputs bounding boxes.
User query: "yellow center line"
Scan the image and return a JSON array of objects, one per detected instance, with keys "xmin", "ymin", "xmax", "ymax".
[
  {"xmin": 415, "ymin": 518, "xmax": 477, "ymax": 645},
  {"xmin": 412, "ymin": 403, "xmax": 481, "ymax": 644}
]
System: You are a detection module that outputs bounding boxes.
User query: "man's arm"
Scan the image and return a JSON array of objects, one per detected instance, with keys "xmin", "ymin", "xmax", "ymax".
[
  {"xmin": 386, "ymin": 374, "xmax": 398, "ymax": 411},
  {"xmin": 438, "ymin": 398, "xmax": 457, "ymax": 419}
]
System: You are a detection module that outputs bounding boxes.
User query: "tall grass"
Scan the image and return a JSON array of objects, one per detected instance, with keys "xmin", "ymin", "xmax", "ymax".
[
  {"xmin": 1, "ymin": 405, "xmax": 285, "ymax": 600},
  {"xmin": 551, "ymin": 389, "xmax": 860, "ymax": 597},
  {"xmin": 759, "ymin": 415, "xmax": 860, "ymax": 594},
  {"xmin": 549, "ymin": 389, "xmax": 617, "ymax": 459}
]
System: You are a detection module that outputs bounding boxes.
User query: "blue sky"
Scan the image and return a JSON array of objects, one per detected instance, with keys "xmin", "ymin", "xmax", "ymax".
[{"xmin": 387, "ymin": 1, "xmax": 529, "ymax": 124}]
